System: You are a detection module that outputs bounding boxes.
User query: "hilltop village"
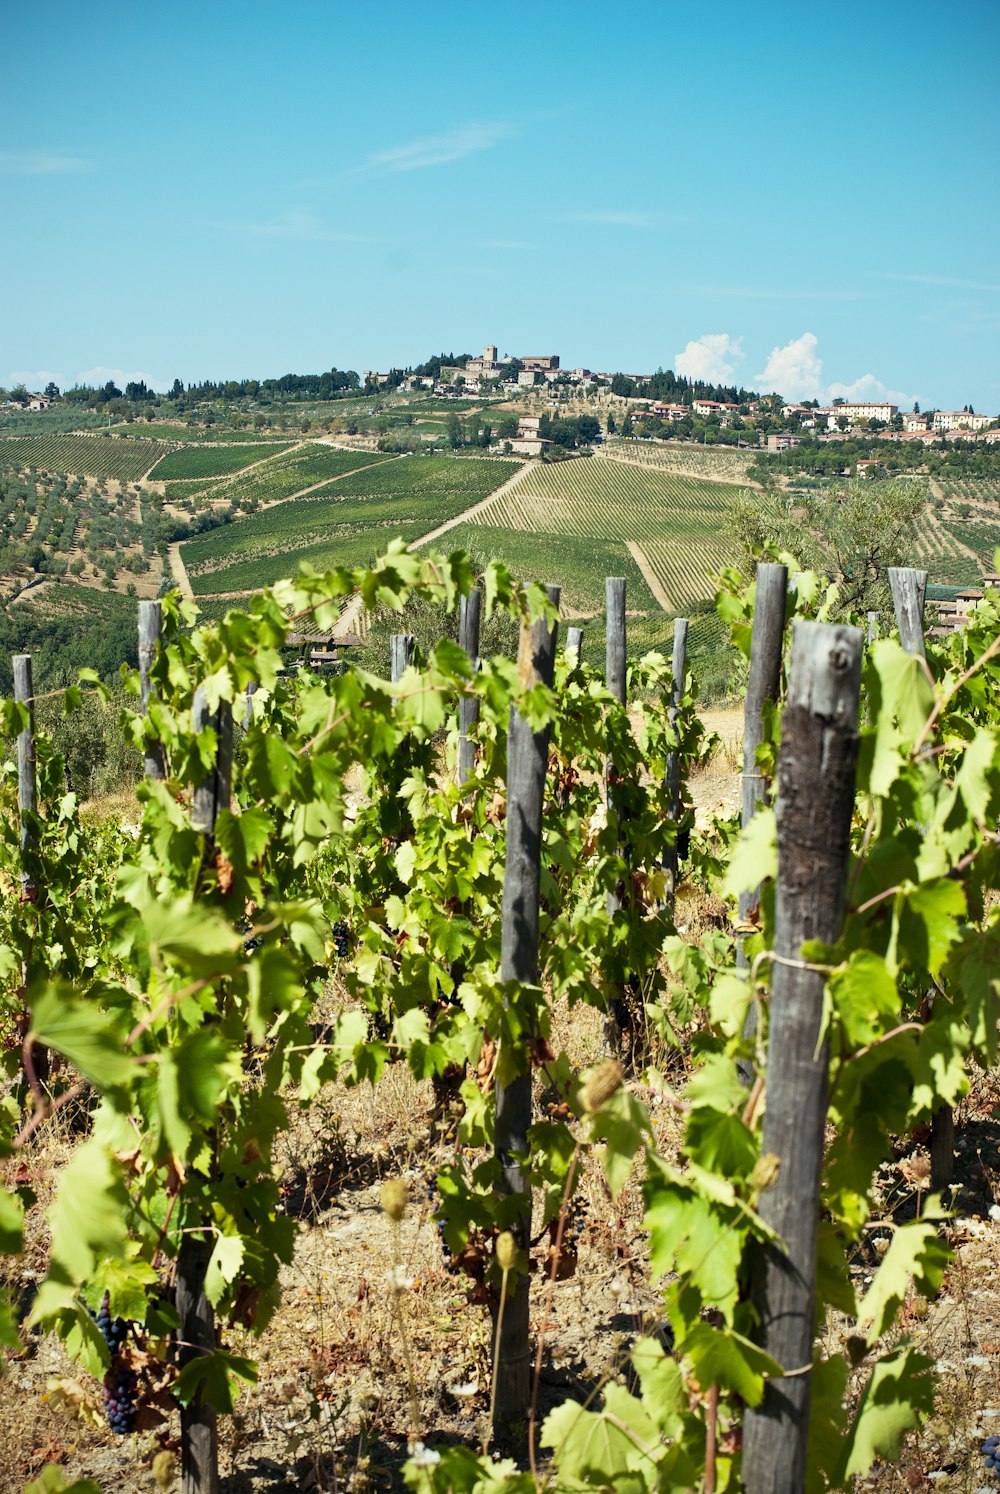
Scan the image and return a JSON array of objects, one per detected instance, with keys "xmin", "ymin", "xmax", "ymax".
[{"xmin": 361, "ymin": 344, "xmax": 1000, "ymax": 455}]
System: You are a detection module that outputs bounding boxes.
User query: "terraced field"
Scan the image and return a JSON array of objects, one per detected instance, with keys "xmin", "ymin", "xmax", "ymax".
[
  {"xmin": 601, "ymin": 439, "xmax": 759, "ymax": 484},
  {"xmin": 180, "ymin": 455, "xmax": 522, "ymax": 594},
  {"xmin": 0, "ymin": 434, "xmax": 171, "ymax": 480},
  {"xmin": 936, "ymin": 478, "xmax": 1000, "ymax": 509},
  {"xmin": 161, "ymin": 444, "xmax": 391, "ymax": 511},
  {"xmin": 466, "ymin": 456, "xmax": 742, "ymax": 611},
  {"xmin": 147, "ymin": 442, "xmax": 294, "ymax": 480},
  {"xmin": 439, "ymin": 523, "xmax": 659, "ymax": 613}
]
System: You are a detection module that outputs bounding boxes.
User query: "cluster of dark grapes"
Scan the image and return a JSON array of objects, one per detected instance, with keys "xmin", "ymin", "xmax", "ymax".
[
  {"xmin": 103, "ymin": 1359, "xmax": 139, "ymax": 1436},
  {"xmin": 239, "ymin": 919, "xmax": 264, "ymax": 955},
  {"xmin": 94, "ymin": 1294, "xmax": 136, "ymax": 1436},
  {"xmin": 332, "ymin": 920, "xmax": 351, "ymax": 959},
  {"xmin": 982, "ymin": 1434, "xmax": 1000, "ymax": 1477},
  {"xmin": 561, "ymin": 1196, "xmax": 587, "ymax": 1247}
]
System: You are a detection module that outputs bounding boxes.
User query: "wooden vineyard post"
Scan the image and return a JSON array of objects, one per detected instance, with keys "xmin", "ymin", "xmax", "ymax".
[
  {"xmin": 458, "ymin": 588, "xmax": 482, "ymax": 786},
  {"xmin": 888, "ymin": 566, "xmax": 927, "ymax": 657},
  {"xmin": 13, "ymin": 655, "xmax": 38, "ymax": 900},
  {"xmin": 866, "ymin": 610, "xmax": 879, "ymax": 645},
  {"xmin": 737, "ymin": 564, "xmax": 788, "ymax": 1081},
  {"xmin": 604, "ymin": 579, "xmax": 628, "ymax": 1050},
  {"xmin": 492, "ymin": 584, "xmax": 560, "ymax": 1433},
  {"xmin": 242, "ymin": 680, "xmax": 258, "ymax": 732},
  {"xmin": 565, "ymin": 625, "xmax": 583, "ymax": 665},
  {"xmin": 887, "ymin": 568, "xmax": 955, "ymax": 1189},
  {"xmin": 138, "ymin": 601, "xmax": 166, "ymax": 781},
  {"xmin": 662, "ymin": 616, "xmax": 688, "ymax": 908},
  {"xmin": 14, "ymin": 653, "xmax": 47, "ymax": 1081},
  {"xmin": 390, "ymin": 632, "xmax": 415, "ymax": 684},
  {"xmin": 743, "ymin": 619, "xmax": 862, "ymax": 1494},
  {"xmin": 178, "ymin": 684, "xmax": 233, "ymax": 1494},
  {"xmin": 604, "ymin": 580, "xmax": 627, "ymax": 888},
  {"xmin": 605, "ymin": 578, "xmax": 626, "ymax": 708}
]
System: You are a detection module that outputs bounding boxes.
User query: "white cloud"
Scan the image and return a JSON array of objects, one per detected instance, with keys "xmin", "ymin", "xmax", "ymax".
[
  {"xmin": 826, "ymin": 372, "xmax": 917, "ymax": 407},
  {"xmin": 217, "ymin": 210, "xmax": 380, "ymax": 243},
  {"xmin": 6, "ymin": 369, "xmax": 65, "ymax": 390},
  {"xmin": 350, "ymin": 121, "xmax": 512, "ymax": 176},
  {"xmin": 754, "ymin": 333, "xmax": 919, "ymax": 406},
  {"xmin": 675, "ymin": 333, "xmax": 744, "ymax": 383},
  {"xmin": 0, "ymin": 151, "xmax": 92, "ymax": 175},
  {"xmin": 755, "ymin": 332, "xmax": 824, "ymax": 400},
  {"xmin": 75, "ymin": 366, "xmax": 164, "ymax": 392}
]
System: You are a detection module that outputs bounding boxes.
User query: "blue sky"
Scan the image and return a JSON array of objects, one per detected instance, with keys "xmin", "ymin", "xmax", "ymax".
[{"xmin": 5, "ymin": 1, "xmax": 999, "ymax": 411}]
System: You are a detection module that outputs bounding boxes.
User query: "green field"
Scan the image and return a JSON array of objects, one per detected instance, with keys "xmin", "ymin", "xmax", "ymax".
[
  {"xmin": 180, "ymin": 455, "xmax": 521, "ymax": 594},
  {"xmin": 0, "ymin": 434, "xmax": 172, "ymax": 481},
  {"xmin": 603, "ymin": 439, "xmax": 759, "ymax": 484},
  {"xmin": 466, "ymin": 456, "xmax": 743, "ymax": 611},
  {"xmin": 440, "ymin": 523, "xmax": 659, "ymax": 612},
  {"xmin": 147, "ymin": 442, "xmax": 294, "ymax": 480},
  {"xmin": 175, "ymin": 444, "xmax": 393, "ymax": 512}
]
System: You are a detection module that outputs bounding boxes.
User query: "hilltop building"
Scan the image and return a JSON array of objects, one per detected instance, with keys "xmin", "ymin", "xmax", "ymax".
[
  {"xmin": 932, "ymin": 410, "xmax": 994, "ymax": 432},
  {"xmin": 508, "ymin": 414, "xmax": 551, "ymax": 457}
]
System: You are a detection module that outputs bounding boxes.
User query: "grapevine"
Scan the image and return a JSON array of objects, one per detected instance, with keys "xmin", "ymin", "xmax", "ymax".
[{"xmin": 0, "ymin": 541, "xmax": 999, "ymax": 1492}]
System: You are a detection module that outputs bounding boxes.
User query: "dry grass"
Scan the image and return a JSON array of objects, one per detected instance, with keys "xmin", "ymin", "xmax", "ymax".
[{"xmin": 0, "ymin": 995, "xmax": 684, "ymax": 1493}]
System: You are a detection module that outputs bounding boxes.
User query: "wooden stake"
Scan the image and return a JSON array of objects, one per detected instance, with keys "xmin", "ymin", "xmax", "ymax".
[
  {"xmin": 458, "ymin": 588, "xmax": 482, "ymax": 786},
  {"xmin": 138, "ymin": 601, "xmax": 166, "ymax": 781},
  {"xmin": 737, "ymin": 565, "xmax": 787, "ymax": 1081},
  {"xmin": 743, "ymin": 619, "xmax": 862, "ymax": 1494},
  {"xmin": 13, "ymin": 655, "xmax": 37, "ymax": 899},
  {"xmin": 887, "ymin": 568, "xmax": 954, "ymax": 1189},
  {"xmin": 177, "ymin": 1235, "xmax": 220, "ymax": 1494},
  {"xmin": 663, "ymin": 617, "xmax": 689, "ymax": 905},
  {"xmin": 605, "ymin": 578, "xmax": 626, "ymax": 707},
  {"xmin": 178, "ymin": 682, "xmax": 232, "ymax": 1494},
  {"xmin": 493, "ymin": 585, "xmax": 560, "ymax": 1432},
  {"xmin": 888, "ymin": 567, "xmax": 928, "ymax": 658},
  {"xmin": 191, "ymin": 689, "xmax": 233, "ymax": 838},
  {"xmin": 391, "ymin": 632, "xmax": 415, "ymax": 683},
  {"xmin": 604, "ymin": 579, "xmax": 628, "ymax": 1049},
  {"xmin": 866, "ymin": 610, "xmax": 879, "ymax": 645},
  {"xmin": 565, "ymin": 625, "xmax": 583, "ymax": 665}
]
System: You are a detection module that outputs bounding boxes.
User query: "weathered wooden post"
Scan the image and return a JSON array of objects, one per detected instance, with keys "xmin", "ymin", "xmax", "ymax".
[
  {"xmin": 458, "ymin": 588, "xmax": 482, "ymax": 786},
  {"xmin": 138, "ymin": 601, "xmax": 166, "ymax": 781},
  {"xmin": 743, "ymin": 619, "xmax": 862, "ymax": 1494},
  {"xmin": 492, "ymin": 585, "xmax": 560, "ymax": 1432},
  {"xmin": 14, "ymin": 653, "xmax": 47, "ymax": 1080},
  {"xmin": 663, "ymin": 617, "xmax": 688, "ymax": 905},
  {"xmin": 887, "ymin": 567, "xmax": 954, "ymax": 1189},
  {"xmin": 178, "ymin": 684, "xmax": 233, "ymax": 1494},
  {"xmin": 604, "ymin": 579, "xmax": 629, "ymax": 1048},
  {"xmin": 565, "ymin": 625, "xmax": 583, "ymax": 665},
  {"xmin": 242, "ymin": 680, "xmax": 258, "ymax": 732},
  {"xmin": 888, "ymin": 567, "xmax": 927, "ymax": 656},
  {"xmin": 737, "ymin": 564, "xmax": 788, "ymax": 1081},
  {"xmin": 390, "ymin": 632, "xmax": 415, "ymax": 684},
  {"xmin": 13, "ymin": 655, "xmax": 38, "ymax": 899},
  {"xmin": 605, "ymin": 578, "xmax": 626, "ymax": 707},
  {"xmin": 866, "ymin": 610, "xmax": 879, "ymax": 645}
]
